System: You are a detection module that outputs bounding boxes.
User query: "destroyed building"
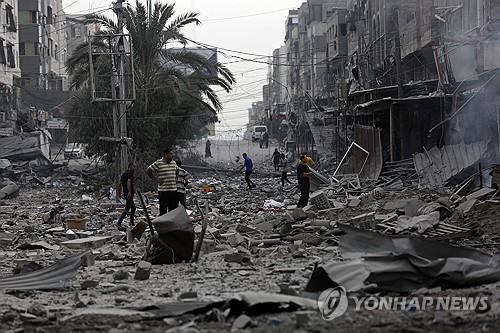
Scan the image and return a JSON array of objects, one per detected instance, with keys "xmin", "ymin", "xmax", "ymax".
[{"xmin": 252, "ymin": 0, "xmax": 500, "ymax": 186}]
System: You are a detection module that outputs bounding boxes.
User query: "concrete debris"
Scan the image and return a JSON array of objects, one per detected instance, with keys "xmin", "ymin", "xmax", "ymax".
[
  {"xmin": 61, "ymin": 236, "xmax": 111, "ymax": 249},
  {"xmin": 134, "ymin": 260, "xmax": 152, "ymax": 280},
  {"xmin": 396, "ymin": 211, "xmax": 441, "ymax": 233},
  {"xmin": 0, "ymin": 144, "xmax": 498, "ymax": 331},
  {"xmin": 232, "ymin": 314, "xmax": 252, "ymax": 330},
  {"xmin": 0, "ymin": 180, "xmax": 19, "ymax": 200}
]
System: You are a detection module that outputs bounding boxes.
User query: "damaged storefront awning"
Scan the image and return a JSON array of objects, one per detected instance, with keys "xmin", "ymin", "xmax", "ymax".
[{"xmin": 413, "ymin": 141, "xmax": 488, "ymax": 186}]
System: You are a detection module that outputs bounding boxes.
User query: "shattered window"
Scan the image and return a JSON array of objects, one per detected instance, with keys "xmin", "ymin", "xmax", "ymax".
[
  {"xmin": 0, "ymin": 39, "xmax": 6, "ymax": 65},
  {"xmin": 6, "ymin": 5, "xmax": 16, "ymax": 32},
  {"xmin": 7, "ymin": 43, "xmax": 15, "ymax": 68}
]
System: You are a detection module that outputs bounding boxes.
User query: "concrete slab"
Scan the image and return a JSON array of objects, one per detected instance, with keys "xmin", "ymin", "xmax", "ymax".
[
  {"xmin": 466, "ymin": 188, "xmax": 496, "ymax": 201},
  {"xmin": 60, "ymin": 236, "xmax": 111, "ymax": 249}
]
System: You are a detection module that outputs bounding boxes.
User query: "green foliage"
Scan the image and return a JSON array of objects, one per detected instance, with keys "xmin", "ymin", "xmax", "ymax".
[{"xmin": 65, "ymin": 0, "xmax": 235, "ymax": 163}]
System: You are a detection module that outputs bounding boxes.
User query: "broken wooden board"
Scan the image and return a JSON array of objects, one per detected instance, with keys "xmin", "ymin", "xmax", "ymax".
[
  {"xmin": 60, "ymin": 236, "xmax": 111, "ymax": 249},
  {"xmin": 376, "ymin": 221, "xmax": 472, "ymax": 241}
]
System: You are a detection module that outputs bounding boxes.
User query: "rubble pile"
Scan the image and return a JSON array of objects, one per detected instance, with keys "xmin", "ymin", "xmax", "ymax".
[{"xmin": 0, "ymin": 160, "xmax": 499, "ymax": 332}]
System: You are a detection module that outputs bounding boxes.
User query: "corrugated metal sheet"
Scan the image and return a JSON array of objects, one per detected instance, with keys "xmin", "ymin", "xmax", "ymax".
[
  {"xmin": 0, "ymin": 253, "xmax": 84, "ymax": 290},
  {"xmin": 413, "ymin": 141, "xmax": 488, "ymax": 186},
  {"xmin": 341, "ymin": 125, "xmax": 383, "ymax": 179}
]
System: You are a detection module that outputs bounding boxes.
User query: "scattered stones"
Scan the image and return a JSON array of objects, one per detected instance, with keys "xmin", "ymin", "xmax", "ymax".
[{"xmin": 232, "ymin": 314, "xmax": 252, "ymax": 330}]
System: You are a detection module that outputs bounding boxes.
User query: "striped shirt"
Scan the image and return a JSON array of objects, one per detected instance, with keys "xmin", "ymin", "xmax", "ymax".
[
  {"xmin": 176, "ymin": 167, "xmax": 190, "ymax": 194},
  {"xmin": 149, "ymin": 158, "xmax": 178, "ymax": 192}
]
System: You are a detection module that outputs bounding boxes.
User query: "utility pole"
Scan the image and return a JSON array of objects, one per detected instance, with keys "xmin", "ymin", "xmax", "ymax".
[
  {"xmin": 115, "ymin": 0, "xmax": 128, "ymax": 172},
  {"xmin": 117, "ymin": 0, "xmax": 128, "ymax": 171},
  {"xmin": 89, "ymin": 0, "xmax": 136, "ymax": 180},
  {"xmin": 393, "ymin": 7, "xmax": 403, "ymax": 98}
]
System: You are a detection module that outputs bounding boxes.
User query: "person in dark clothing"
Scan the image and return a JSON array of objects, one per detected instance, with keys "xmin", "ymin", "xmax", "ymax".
[
  {"xmin": 240, "ymin": 153, "xmax": 256, "ymax": 189},
  {"xmin": 263, "ymin": 132, "xmax": 269, "ymax": 148},
  {"xmin": 280, "ymin": 153, "xmax": 292, "ymax": 187},
  {"xmin": 117, "ymin": 163, "xmax": 136, "ymax": 227},
  {"xmin": 297, "ymin": 156, "xmax": 311, "ymax": 208},
  {"xmin": 272, "ymin": 148, "xmax": 281, "ymax": 172},
  {"xmin": 205, "ymin": 139, "xmax": 212, "ymax": 158}
]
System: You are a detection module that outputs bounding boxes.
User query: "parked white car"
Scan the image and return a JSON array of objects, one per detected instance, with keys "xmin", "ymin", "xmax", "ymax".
[
  {"xmin": 64, "ymin": 143, "xmax": 84, "ymax": 159},
  {"xmin": 251, "ymin": 125, "xmax": 268, "ymax": 142}
]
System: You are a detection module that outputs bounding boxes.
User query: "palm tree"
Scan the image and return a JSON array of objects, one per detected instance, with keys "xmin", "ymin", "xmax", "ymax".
[{"xmin": 66, "ymin": 0, "xmax": 235, "ymax": 115}]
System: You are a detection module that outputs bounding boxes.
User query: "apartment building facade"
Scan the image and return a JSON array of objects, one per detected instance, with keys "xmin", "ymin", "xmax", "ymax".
[
  {"xmin": 0, "ymin": 0, "xmax": 20, "ymax": 137},
  {"xmin": 18, "ymin": 0, "xmax": 67, "ymax": 91}
]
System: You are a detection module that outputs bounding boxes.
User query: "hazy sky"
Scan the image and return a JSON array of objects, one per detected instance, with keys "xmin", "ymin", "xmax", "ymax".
[{"xmin": 62, "ymin": 0, "xmax": 302, "ymax": 133}]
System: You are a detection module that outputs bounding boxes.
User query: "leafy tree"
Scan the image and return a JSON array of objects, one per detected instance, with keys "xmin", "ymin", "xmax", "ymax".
[{"xmin": 65, "ymin": 0, "xmax": 234, "ymax": 168}]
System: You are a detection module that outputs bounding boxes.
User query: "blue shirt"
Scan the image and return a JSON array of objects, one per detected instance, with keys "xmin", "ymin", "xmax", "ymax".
[{"xmin": 243, "ymin": 157, "xmax": 253, "ymax": 172}]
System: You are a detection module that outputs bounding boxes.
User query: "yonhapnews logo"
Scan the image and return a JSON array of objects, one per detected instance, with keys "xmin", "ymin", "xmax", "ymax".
[{"xmin": 317, "ymin": 287, "xmax": 490, "ymax": 321}]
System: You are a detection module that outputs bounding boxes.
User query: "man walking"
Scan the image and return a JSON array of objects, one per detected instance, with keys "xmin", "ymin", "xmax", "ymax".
[
  {"xmin": 297, "ymin": 155, "xmax": 311, "ymax": 208},
  {"xmin": 117, "ymin": 162, "xmax": 136, "ymax": 228},
  {"xmin": 272, "ymin": 148, "xmax": 281, "ymax": 172},
  {"xmin": 175, "ymin": 159, "xmax": 190, "ymax": 207},
  {"xmin": 280, "ymin": 153, "xmax": 292, "ymax": 187},
  {"xmin": 240, "ymin": 153, "xmax": 256, "ymax": 189},
  {"xmin": 146, "ymin": 148, "xmax": 179, "ymax": 216}
]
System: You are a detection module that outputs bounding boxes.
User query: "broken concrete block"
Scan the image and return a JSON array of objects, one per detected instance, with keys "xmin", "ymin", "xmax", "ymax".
[
  {"xmin": 0, "ymin": 181, "xmax": 19, "ymax": 200},
  {"xmin": 113, "ymin": 269, "xmax": 129, "ymax": 281},
  {"xmin": 286, "ymin": 207, "xmax": 307, "ymax": 222},
  {"xmin": 134, "ymin": 261, "xmax": 152, "ymax": 281},
  {"xmin": 309, "ymin": 190, "xmax": 331, "ymax": 210},
  {"xmin": 227, "ymin": 232, "xmax": 245, "ymax": 247},
  {"xmin": 350, "ymin": 212, "xmax": 376, "ymax": 229},
  {"xmin": 232, "ymin": 314, "xmax": 252, "ymax": 330},
  {"xmin": 61, "ymin": 236, "xmax": 111, "ymax": 249}
]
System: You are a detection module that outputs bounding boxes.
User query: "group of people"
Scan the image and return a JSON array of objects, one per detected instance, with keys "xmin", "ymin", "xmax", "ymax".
[
  {"xmin": 116, "ymin": 148, "xmax": 190, "ymax": 228},
  {"xmin": 116, "ymin": 145, "xmax": 315, "ymax": 228},
  {"xmin": 239, "ymin": 149, "xmax": 315, "ymax": 208}
]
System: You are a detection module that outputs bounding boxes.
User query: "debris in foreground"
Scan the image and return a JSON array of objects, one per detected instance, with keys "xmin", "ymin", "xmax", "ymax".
[{"xmin": 306, "ymin": 225, "xmax": 500, "ymax": 293}]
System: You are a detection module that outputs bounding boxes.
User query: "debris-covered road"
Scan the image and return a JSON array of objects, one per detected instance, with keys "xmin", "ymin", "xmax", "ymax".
[{"xmin": 1, "ymin": 141, "xmax": 500, "ymax": 332}]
